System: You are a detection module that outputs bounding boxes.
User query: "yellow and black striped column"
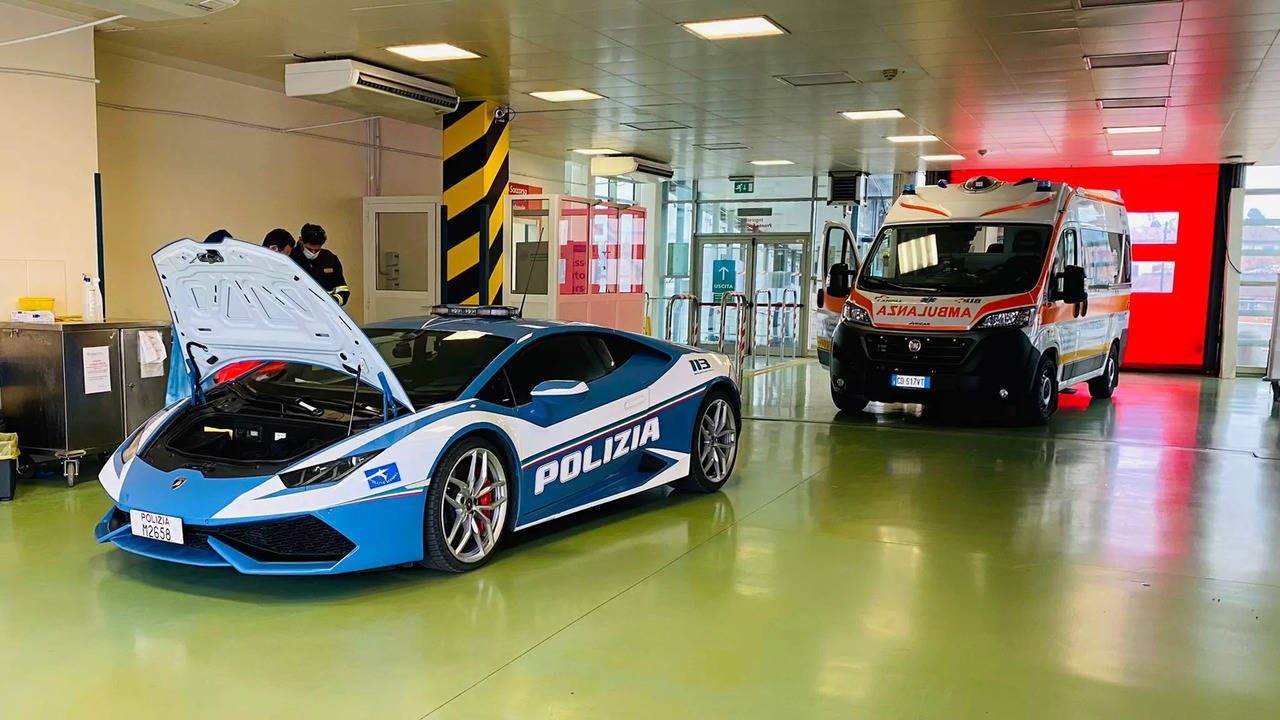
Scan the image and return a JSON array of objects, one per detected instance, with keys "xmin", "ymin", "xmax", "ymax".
[{"xmin": 442, "ymin": 101, "xmax": 509, "ymax": 305}]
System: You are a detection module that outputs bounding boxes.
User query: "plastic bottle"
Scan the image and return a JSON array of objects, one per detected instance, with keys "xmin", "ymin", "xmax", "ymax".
[{"xmin": 82, "ymin": 274, "xmax": 104, "ymax": 323}]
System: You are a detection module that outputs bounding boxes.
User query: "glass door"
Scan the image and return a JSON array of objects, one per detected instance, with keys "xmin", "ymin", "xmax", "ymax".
[
  {"xmin": 362, "ymin": 197, "xmax": 440, "ymax": 323},
  {"xmin": 754, "ymin": 239, "xmax": 807, "ymax": 356},
  {"xmin": 692, "ymin": 234, "xmax": 811, "ymax": 355}
]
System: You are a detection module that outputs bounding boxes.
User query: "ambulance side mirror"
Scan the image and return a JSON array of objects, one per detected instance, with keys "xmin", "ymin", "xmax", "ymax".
[
  {"xmin": 1059, "ymin": 265, "xmax": 1087, "ymax": 304},
  {"xmin": 826, "ymin": 263, "xmax": 855, "ymax": 298}
]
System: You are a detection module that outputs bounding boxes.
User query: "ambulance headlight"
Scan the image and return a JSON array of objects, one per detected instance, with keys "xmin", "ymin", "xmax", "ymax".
[
  {"xmin": 974, "ymin": 307, "xmax": 1035, "ymax": 329},
  {"xmin": 841, "ymin": 302, "xmax": 871, "ymax": 326}
]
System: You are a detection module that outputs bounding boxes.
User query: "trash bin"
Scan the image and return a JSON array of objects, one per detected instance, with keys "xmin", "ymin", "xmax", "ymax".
[{"xmin": 0, "ymin": 431, "xmax": 16, "ymax": 502}]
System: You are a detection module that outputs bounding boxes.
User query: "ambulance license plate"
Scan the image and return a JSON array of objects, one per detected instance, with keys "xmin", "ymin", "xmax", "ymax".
[
  {"xmin": 891, "ymin": 374, "xmax": 930, "ymax": 389},
  {"xmin": 130, "ymin": 510, "xmax": 184, "ymax": 545}
]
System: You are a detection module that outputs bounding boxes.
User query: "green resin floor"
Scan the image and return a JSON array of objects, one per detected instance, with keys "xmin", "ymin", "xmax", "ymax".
[{"xmin": 2, "ymin": 366, "xmax": 1278, "ymax": 718}]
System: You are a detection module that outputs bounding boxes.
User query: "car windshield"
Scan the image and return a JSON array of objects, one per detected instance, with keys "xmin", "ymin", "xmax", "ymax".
[
  {"xmin": 230, "ymin": 328, "xmax": 511, "ymax": 412},
  {"xmin": 858, "ymin": 223, "xmax": 1051, "ymax": 296}
]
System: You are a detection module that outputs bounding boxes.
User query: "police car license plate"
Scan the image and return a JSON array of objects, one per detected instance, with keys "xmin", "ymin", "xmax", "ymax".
[
  {"xmin": 130, "ymin": 510, "xmax": 184, "ymax": 545},
  {"xmin": 891, "ymin": 374, "xmax": 930, "ymax": 389}
]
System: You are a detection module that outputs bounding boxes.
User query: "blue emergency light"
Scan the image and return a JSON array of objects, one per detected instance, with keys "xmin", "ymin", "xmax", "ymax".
[
  {"xmin": 431, "ymin": 304, "xmax": 522, "ymax": 318},
  {"xmin": 1037, "ymin": 180, "xmax": 1053, "ymax": 191},
  {"xmin": 902, "ymin": 184, "xmax": 916, "ymax": 195}
]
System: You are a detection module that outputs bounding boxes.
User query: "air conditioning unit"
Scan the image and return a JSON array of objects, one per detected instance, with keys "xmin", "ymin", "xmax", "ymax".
[
  {"xmin": 828, "ymin": 171, "xmax": 867, "ymax": 205},
  {"xmin": 285, "ymin": 60, "xmax": 460, "ymax": 123},
  {"xmin": 66, "ymin": 0, "xmax": 238, "ymax": 22},
  {"xmin": 590, "ymin": 156, "xmax": 674, "ymax": 183}
]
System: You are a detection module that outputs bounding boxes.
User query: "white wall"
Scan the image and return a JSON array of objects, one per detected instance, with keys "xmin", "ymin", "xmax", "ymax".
[
  {"xmin": 95, "ymin": 48, "xmax": 442, "ymax": 322},
  {"xmin": 0, "ymin": 2, "xmax": 100, "ymax": 316},
  {"xmin": 511, "ymin": 149, "xmax": 586, "ymax": 195}
]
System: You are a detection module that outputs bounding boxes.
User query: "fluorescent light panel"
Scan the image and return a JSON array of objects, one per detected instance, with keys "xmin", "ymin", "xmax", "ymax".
[
  {"xmin": 695, "ymin": 142, "xmax": 750, "ymax": 150},
  {"xmin": 920, "ymin": 154, "xmax": 965, "ymax": 161},
  {"xmin": 1084, "ymin": 51, "xmax": 1174, "ymax": 69},
  {"xmin": 529, "ymin": 89, "xmax": 603, "ymax": 102},
  {"xmin": 681, "ymin": 16, "xmax": 787, "ymax": 40},
  {"xmin": 386, "ymin": 43, "xmax": 481, "ymax": 61},
  {"xmin": 1105, "ymin": 125, "xmax": 1163, "ymax": 134},
  {"xmin": 841, "ymin": 109, "xmax": 905, "ymax": 120},
  {"xmin": 1112, "ymin": 148, "xmax": 1161, "ymax": 156},
  {"xmin": 750, "ymin": 159, "xmax": 794, "ymax": 166},
  {"xmin": 1097, "ymin": 96, "xmax": 1170, "ymax": 109},
  {"xmin": 886, "ymin": 134, "xmax": 938, "ymax": 143},
  {"xmin": 572, "ymin": 148, "xmax": 621, "ymax": 155}
]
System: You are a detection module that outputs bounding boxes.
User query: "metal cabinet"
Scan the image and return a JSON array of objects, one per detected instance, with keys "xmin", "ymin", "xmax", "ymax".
[{"xmin": 0, "ymin": 321, "xmax": 172, "ymax": 485}]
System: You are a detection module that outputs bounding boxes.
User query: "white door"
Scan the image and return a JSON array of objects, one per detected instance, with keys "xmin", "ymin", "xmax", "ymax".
[
  {"xmin": 362, "ymin": 197, "xmax": 441, "ymax": 323},
  {"xmin": 504, "ymin": 194, "xmax": 557, "ymax": 320}
]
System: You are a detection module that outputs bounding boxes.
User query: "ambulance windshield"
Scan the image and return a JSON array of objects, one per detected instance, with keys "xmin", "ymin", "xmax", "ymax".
[{"xmin": 859, "ymin": 223, "xmax": 1051, "ymax": 296}]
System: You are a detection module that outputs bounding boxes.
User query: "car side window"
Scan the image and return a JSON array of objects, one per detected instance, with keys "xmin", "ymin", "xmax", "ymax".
[
  {"xmin": 475, "ymin": 369, "xmax": 515, "ymax": 407},
  {"xmin": 1053, "ymin": 228, "xmax": 1078, "ymax": 274},
  {"xmin": 504, "ymin": 334, "xmax": 611, "ymax": 406}
]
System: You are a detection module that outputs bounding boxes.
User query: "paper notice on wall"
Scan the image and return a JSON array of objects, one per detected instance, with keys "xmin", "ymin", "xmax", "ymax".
[
  {"xmin": 83, "ymin": 346, "xmax": 112, "ymax": 394},
  {"xmin": 139, "ymin": 330, "xmax": 167, "ymax": 378}
]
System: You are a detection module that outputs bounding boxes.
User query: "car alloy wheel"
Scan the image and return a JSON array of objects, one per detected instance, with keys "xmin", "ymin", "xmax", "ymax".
[
  {"xmin": 698, "ymin": 397, "xmax": 738, "ymax": 484},
  {"xmin": 440, "ymin": 447, "xmax": 508, "ymax": 564}
]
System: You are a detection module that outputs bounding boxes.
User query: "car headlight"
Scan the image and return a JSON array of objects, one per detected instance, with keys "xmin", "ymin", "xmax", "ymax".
[
  {"xmin": 974, "ymin": 306, "xmax": 1035, "ymax": 329},
  {"xmin": 280, "ymin": 451, "xmax": 378, "ymax": 489},
  {"xmin": 120, "ymin": 429, "xmax": 145, "ymax": 465},
  {"xmin": 841, "ymin": 302, "xmax": 872, "ymax": 326}
]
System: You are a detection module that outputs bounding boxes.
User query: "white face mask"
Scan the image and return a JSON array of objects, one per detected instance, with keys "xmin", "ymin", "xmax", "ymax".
[{"xmin": 302, "ymin": 247, "xmax": 320, "ymax": 260}]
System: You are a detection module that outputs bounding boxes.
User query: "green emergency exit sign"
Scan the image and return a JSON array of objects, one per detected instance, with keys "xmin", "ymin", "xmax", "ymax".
[{"xmin": 733, "ymin": 180, "xmax": 754, "ymax": 194}]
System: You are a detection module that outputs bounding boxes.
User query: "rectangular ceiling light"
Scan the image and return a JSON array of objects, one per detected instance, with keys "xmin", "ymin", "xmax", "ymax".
[
  {"xmin": 681, "ymin": 16, "xmax": 787, "ymax": 40},
  {"xmin": 841, "ymin": 109, "xmax": 905, "ymax": 120},
  {"xmin": 886, "ymin": 134, "xmax": 939, "ymax": 143},
  {"xmin": 622, "ymin": 120, "xmax": 691, "ymax": 131},
  {"xmin": 920, "ymin": 154, "xmax": 965, "ymax": 162},
  {"xmin": 1112, "ymin": 148, "xmax": 1161, "ymax": 156},
  {"xmin": 1105, "ymin": 125, "xmax": 1163, "ymax": 134},
  {"xmin": 750, "ymin": 159, "xmax": 794, "ymax": 166},
  {"xmin": 1097, "ymin": 96, "xmax": 1171, "ymax": 109},
  {"xmin": 1084, "ymin": 51, "xmax": 1174, "ymax": 69},
  {"xmin": 776, "ymin": 72, "xmax": 857, "ymax": 87},
  {"xmin": 529, "ymin": 89, "xmax": 603, "ymax": 102},
  {"xmin": 1078, "ymin": 0, "xmax": 1179, "ymax": 7},
  {"xmin": 386, "ymin": 43, "xmax": 481, "ymax": 61},
  {"xmin": 572, "ymin": 148, "xmax": 621, "ymax": 155},
  {"xmin": 695, "ymin": 142, "xmax": 750, "ymax": 150}
]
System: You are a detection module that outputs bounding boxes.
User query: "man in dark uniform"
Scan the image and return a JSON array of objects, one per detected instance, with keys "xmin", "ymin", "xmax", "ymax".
[
  {"xmin": 262, "ymin": 228, "xmax": 295, "ymax": 255},
  {"xmin": 293, "ymin": 223, "xmax": 350, "ymax": 306}
]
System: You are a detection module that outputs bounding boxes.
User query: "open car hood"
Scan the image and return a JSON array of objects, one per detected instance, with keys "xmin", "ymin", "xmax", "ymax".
[{"xmin": 153, "ymin": 237, "xmax": 414, "ymax": 412}]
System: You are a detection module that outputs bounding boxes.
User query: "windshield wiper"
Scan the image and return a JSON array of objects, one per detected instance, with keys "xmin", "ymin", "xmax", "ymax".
[{"xmin": 864, "ymin": 277, "xmax": 939, "ymax": 294}]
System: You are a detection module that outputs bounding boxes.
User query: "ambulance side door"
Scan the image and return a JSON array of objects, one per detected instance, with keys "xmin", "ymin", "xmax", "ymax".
[
  {"xmin": 816, "ymin": 221, "xmax": 858, "ymax": 365},
  {"xmin": 1048, "ymin": 227, "xmax": 1081, "ymax": 379}
]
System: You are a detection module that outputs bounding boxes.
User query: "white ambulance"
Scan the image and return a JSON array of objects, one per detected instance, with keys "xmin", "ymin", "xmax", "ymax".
[{"xmin": 816, "ymin": 175, "xmax": 1132, "ymax": 424}]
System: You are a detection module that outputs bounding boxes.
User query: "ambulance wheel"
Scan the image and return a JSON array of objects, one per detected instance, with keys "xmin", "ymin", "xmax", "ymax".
[
  {"xmin": 1088, "ymin": 344, "xmax": 1120, "ymax": 399},
  {"xmin": 1019, "ymin": 356, "xmax": 1059, "ymax": 425},
  {"xmin": 831, "ymin": 385, "xmax": 867, "ymax": 414},
  {"xmin": 420, "ymin": 437, "xmax": 510, "ymax": 573},
  {"xmin": 673, "ymin": 389, "xmax": 740, "ymax": 493}
]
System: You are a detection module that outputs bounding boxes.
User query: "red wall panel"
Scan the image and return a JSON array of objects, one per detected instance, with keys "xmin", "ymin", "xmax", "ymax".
[{"xmin": 952, "ymin": 165, "xmax": 1219, "ymax": 369}]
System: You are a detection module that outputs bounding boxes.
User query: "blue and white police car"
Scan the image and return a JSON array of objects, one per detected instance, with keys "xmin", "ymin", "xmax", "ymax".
[{"xmin": 95, "ymin": 238, "xmax": 741, "ymax": 574}]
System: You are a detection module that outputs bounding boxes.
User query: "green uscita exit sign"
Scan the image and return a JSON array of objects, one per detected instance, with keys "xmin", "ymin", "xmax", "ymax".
[{"xmin": 733, "ymin": 181, "xmax": 754, "ymax": 194}]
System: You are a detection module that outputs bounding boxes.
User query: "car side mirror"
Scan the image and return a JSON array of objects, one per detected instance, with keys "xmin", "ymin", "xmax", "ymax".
[
  {"xmin": 530, "ymin": 380, "xmax": 588, "ymax": 410},
  {"xmin": 1058, "ymin": 265, "xmax": 1087, "ymax": 304},
  {"xmin": 826, "ymin": 263, "xmax": 856, "ymax": 298},
  {"xmin": 815, "ymin": 287, "xmax": 825, "ymax": 309}
]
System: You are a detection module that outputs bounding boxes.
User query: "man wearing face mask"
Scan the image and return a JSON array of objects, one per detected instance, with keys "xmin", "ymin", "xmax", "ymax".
[{"xmin": 293, "ymin": 223, "xmax": 350, "ymax": 306}]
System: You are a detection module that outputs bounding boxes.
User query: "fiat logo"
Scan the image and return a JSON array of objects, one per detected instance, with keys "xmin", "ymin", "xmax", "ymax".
[
  {"xmin": 171, "ymin": 477, "xmax": 187, "ymax": 490},
  {"xmin": 907, "ymin": 339, "xmax": 922, "ymax": 353}
]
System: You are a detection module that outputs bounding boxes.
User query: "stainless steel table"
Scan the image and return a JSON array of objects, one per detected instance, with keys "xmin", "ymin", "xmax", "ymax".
[{"xmin": 0, "ymin": 320, "xmax": 172, "ymax": 485}]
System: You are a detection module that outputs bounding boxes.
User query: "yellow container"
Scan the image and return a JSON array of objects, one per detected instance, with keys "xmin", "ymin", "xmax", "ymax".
[{"xmin": 18, "ymin": 297, "xmax": 55, "ymax": 312}]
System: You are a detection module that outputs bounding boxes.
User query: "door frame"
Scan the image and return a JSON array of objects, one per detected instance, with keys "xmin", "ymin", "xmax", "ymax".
[
  {"xmin": 692, "ymin": 232, "xmax": 813, "ymax": 354},
  {"xmin": 362, "ymin": 196, "xmax": 441, "ymax": 323}
]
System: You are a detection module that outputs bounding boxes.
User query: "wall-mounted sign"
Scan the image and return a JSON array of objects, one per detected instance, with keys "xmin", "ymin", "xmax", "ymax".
[
  {"xmin": 733, "ymin": 180, "xmax": 754, "ymax": 194},
  {"xmin": 736, "ymin": 207, "xmax": 773, "ymax": 217}
]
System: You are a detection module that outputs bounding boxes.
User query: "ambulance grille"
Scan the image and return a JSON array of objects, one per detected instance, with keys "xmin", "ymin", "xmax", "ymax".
[{"xmin": 864, "ymin": 333, "xmax": 972, "ymax": 365}]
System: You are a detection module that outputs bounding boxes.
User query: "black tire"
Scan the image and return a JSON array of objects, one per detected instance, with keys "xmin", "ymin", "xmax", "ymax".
[
  {"xmin": 420, "ymin": 437, "xmax": 512, "ymax": 573},
  {"xmin": 1019, "ymin": 355, "xmax": 1059, "ymax": 425},
  {"xmin": 1088, "ymin": 344, "xmax": 1120, "ymax": 399},
  {"xmin": 673, "ymin": 388, "xmax": 740, "ymax": 493},
  {"xmin": 831, "ymin": 384, "xmax": 868, "ymax": 413}
]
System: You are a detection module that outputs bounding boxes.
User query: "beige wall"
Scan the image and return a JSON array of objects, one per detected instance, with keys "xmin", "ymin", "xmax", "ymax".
[
  {"xmin": 95, "ymin": 49, "xmax": 442, "ymax": 323},
  {"xmin": 0, "ymin": 2, "xmax": 99, "ymax": 316}
]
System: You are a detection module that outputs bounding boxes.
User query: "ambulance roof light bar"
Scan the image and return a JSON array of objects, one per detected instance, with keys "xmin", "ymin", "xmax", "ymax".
[{"xmin": 430, "ymin": 304, "xmax": 522, "ymax": 318}]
